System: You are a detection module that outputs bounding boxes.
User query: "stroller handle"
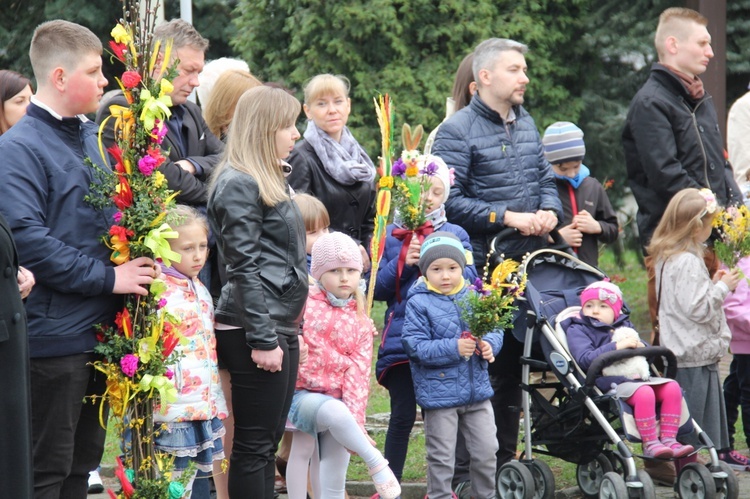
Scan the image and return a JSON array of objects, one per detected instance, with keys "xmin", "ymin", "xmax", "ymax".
[
  {"xmin": 585, "ymin": 346, "xmax": 677, "ymax": 386},
  {"xmin": 489, "ymin": 227, "xmax": 568, "ymax": 254}
]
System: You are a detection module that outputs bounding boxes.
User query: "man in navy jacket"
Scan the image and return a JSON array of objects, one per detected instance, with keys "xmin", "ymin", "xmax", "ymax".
[
  {"xmin": 431, "ymin": 37, "xmax": 562, "ymax": 470},
  {"xmin": 0, "ymin": 20, "xmax": 156, "ymax": 498}
]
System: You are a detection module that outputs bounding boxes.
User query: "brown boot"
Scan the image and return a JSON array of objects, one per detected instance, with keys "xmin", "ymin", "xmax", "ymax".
[{"xmin": 642, "ymin": 458, "xmax": 676, "ymax": 486}]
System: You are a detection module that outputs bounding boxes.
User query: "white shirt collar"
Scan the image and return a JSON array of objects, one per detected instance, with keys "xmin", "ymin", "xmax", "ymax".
[{"xmin": 31, "ymin": 96, "xmax": 90, "ymax": 122}]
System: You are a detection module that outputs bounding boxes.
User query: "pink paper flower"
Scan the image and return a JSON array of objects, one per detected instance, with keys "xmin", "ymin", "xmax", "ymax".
[
  {"xmin": 113, "ymin": 211, "xmax": 123, "ymax": 223},
  {"xmin": 120, "ymin": 354, "xmax": 139, "ymax": 377},
  {"xmin": 151, "ymin": 120, "xmax": 168, "ymax": 144},
  {"xmin": 165, "ymin": 369, "xmax": 174, "ymax": 380},
  {"xmin": 138, "ymin": 155, "xmax": 158, "ymax": 176}
]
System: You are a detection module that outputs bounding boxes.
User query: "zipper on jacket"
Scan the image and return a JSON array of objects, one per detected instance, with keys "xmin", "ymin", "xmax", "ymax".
[
  {"xmin": 452, "ymin": 295, "xmax": 476, "ymax": 405},
  {"xmin": 504, "ymin": 120, "xmax": 532, "ymax": 209},
  {"xmin": 682, "ymin": 98, "xmax": 711, "ymax": 188}
]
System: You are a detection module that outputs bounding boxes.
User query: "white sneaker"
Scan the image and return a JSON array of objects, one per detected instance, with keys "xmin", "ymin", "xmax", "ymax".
[{"xmin": 88, "ymin": 469, "xmax": 104, "ymax": 494}]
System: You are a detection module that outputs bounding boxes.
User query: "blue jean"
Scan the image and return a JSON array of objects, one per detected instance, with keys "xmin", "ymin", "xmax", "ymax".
[{"xmin": 383, "ymin": 363, "xmax": 417, "ymax": 482}]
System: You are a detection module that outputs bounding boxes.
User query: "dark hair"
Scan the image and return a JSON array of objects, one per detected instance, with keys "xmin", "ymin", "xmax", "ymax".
[
  {"xmin": 0, "ymin": 69, "xmax": 32, "ymax": 134},
  {"xmin": 451, "ymin": 53, "xmax": 475, "ymax": 112}
]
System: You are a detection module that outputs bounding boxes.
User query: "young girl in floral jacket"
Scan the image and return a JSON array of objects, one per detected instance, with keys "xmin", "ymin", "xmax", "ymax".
[
  {"xmin": 286, "ymin": 231, "xmax": 400, "ymax": 499},
  {"xmin": 154, "ymin": 205, "xmax": 228, "ymax": 498}
]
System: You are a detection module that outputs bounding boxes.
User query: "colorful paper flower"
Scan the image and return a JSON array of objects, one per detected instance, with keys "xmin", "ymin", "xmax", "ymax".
[
  {"xmin": 121, "ymin": 71, "xmax": 142, "ymax": 89},
  {"xmin": 120, "ymin": 354, "xmax": 139, "ymax": 377}
]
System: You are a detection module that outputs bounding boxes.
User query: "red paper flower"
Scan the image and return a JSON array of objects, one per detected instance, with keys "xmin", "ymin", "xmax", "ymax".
[
  {"xmin": 146, "ymin": 145, "xmax": 166, "ymax": 167},
  {"xmin": 109, "ymin": 41, "xmax": 128, "ymax": 62},
  {"xmin": 114, "ymin": 308, "xmax": 133, "ymax": 339},
  {"xmin": 107, "ymin": 145, "xmax": 125, "ymax": 174},
  {"xmin": 121, "ymin": 71, "xmax": 142, "ymax": 89},
  {"xmin": 112, "ymin": 176, "xmax": 133, "ymax": 210}
]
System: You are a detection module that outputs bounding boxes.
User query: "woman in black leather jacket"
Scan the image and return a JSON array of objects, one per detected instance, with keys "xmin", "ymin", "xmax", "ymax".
[
  {"xmin": 208, "ymin": 85, "xmax": 308, "ymax": 498},
  {"xmin": 287, "ymin": 74, "xmax": 376, "ymax": 271}
]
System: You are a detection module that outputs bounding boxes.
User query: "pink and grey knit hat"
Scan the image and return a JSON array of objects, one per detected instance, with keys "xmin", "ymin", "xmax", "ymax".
[
  {"xmin": 310, "ymin": 231, "xmax": 363, "ymax": 280},
  {"xmin": 580, "ymin": 280, "xmax": 623, "ymax": 319}
]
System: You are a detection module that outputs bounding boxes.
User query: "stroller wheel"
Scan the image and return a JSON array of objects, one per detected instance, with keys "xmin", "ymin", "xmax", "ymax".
[
  {"xmin": 712, "ymin": 460, "xmax": 739, "ymax": 499},
  {"xmin": 634, "ymin": 470, "xmax": 656, "ymax": 499},
  {"xmin": 496, "ymin": 461, "xmax": 534, "ymax": 499},
  {"xmin": 676, "ymin": 462, "xmax": 716, "ymax": 499},
  {"xmin": 576, "ymin": 453, "xmax": 613, "ymax": 498},
  {"xmin": 599, "ymin": 471, "xmax": 628, "ymax": 498},
  {"xmin": 602, "ymin": 449, "xmax": 627, "ymax": 477},
  {"xmin": 529, "ymin": 460, "xmax": 555, "ymax": 499}
]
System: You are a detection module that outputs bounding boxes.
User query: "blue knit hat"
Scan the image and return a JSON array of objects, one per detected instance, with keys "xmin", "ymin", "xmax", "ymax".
[
  {"xmin": 542, "ymin": 121, "xmax": 586, "ymax": 164},
  {"xmin": 418, "ymin": 231, "xmax": 466, "ymax": 274}
]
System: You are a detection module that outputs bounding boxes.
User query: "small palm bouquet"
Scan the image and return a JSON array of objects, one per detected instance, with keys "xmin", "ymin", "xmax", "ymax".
[
  {"xmin": 390, "ymin": 123, "xmax": 438, "ymax": 231},
  {"xmin": 459, "ymin": 259, "xmax": 527, "ymax": 358},
  {"xmin": 712, "ymin": 199, "xmax": 750, "ymax": 269}
]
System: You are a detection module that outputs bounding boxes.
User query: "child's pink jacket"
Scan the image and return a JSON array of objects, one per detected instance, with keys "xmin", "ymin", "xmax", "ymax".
[
  {"xmin": 724, "ymin": 256, "xmax": 750, "ymax": 354},
  {"xmin": 296, "ymin": 285, "xmax": 376, "ymax": 429}
]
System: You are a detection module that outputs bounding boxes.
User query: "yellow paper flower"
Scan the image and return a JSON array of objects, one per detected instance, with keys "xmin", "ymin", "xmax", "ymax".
[
  {"xmin": 379, "ymin": 176, "xmax": 393, "ymax": 188},
  {"xmin": 111, "ymin": 24, "xmax": 131, "ymax": 44},
  {"xmin": 138, "ymin": 337, "xmax": 158, "ymax": 364},
  {"xmin": 153, "ymin": 171, "xmax": 166, "ymax": 187},
  {"xmin": 405, "ymin": 165, "xmax": 419, "ymax": 177},
  {"xmin": 139, "ymin": 88, "xmax": 173, "ymax": 132},
  {"xmin": 159, "ymin": 79, "xmax": 174, "ymax": 97}
]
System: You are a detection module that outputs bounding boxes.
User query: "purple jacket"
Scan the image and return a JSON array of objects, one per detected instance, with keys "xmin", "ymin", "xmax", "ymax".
[{"xmin": 563, "ymin": 313, "xmax": 644, "ymax": 391}]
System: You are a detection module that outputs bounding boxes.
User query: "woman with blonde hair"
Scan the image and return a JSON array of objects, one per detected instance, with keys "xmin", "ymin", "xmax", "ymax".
[
  {"xmin": 203, "ymin": 69, "xmax": 263, "ymax": 140},
  {"xmin": 208, "ymin": 85, "xmax": 308, "ymax": 498},
  {"xmin": 288, "ymin": 74, "xmax": 376, "ymax": 271}
]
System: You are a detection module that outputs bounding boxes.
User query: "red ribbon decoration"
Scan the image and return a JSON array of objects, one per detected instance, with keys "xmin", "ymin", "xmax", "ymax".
[{"xmin": 391, "ymin": 221, "xmax": 434, "ymax": 302}]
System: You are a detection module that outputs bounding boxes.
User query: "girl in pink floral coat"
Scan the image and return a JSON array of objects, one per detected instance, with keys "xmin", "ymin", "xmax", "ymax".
[
  {"xmin": 153, "ymin": 206, "xmax": 228, "ymax": 498},
  {"xmin": 286, "ymin": 232, "xmax": 400, "ymax": 499}
]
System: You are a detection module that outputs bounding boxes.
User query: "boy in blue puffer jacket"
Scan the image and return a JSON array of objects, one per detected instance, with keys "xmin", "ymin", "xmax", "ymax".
[
  {"xmin": 402, "ymin": 231, "xmax": 503, "ymax": 499},
  {"xmin": 373, "ymin": 155, "xmax": 477, "ymax": 484}
]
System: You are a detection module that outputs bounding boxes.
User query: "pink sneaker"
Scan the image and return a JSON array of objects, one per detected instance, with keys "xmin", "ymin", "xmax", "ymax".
[
  {"xmin": 643, "ymin": 440, "xmax": 674, "ymax": 459},
  {"xmin": 660, "ymin": 437, "xmax": 694, "ymax": 458},
  {"xmin": 719, "ymin": 450, "xmax": 750, "ymax": 471}
]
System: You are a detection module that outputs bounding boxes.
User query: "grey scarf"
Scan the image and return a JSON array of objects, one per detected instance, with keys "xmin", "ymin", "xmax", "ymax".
[{"xmin": 303, "ymin": 120, "xmax": 375, "ymax": 185}]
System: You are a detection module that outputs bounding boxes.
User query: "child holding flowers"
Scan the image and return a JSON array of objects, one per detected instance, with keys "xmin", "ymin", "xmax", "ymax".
[
  {"xmin": 374, "ymin": 152, "xmax": 478, "ymax": 484},
  {"xmin": 154, "ymin": 205, "xmax": 228, "ymax": 498},
  {"xmin": 286, "ymin": 232, "xmax": 400, "ymax": 499},
  {"xmin": 402, "ymin": 231, "xmax": 503, "ymax": 499},
  {"xmin": 648, "ymin": 188, "xmax": 741, "ymax": 462}
]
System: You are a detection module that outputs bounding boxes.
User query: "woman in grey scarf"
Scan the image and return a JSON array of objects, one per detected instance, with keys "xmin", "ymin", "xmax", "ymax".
[{"xmin": 287, "ymin": 74, "xmax": 376, "ymax": 271}]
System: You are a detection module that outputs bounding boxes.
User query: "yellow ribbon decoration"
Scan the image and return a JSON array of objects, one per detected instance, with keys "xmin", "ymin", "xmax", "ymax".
[
  {"xmin": 143, "ymin": 223, "xmax": 181, "ymax": 266},
  {"xmin": 139, "ymin": 374, "xmax": 179, "ymax": 414}
]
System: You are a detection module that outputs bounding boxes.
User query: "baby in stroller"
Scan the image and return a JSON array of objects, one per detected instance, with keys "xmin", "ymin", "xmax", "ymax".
[{"xmin": 564, "ymin": 280, "xmax": 694, "ymax": 459}]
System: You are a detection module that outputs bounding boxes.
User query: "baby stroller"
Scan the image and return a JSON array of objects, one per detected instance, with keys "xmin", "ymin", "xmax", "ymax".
[{"xmin": 491, "ymin": 245, "xmax": 738, "ymax": 499}]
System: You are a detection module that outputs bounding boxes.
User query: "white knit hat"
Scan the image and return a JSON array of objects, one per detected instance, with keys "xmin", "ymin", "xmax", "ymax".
[{"xmin": 422, "ymin": 154, "xmax": 453, "ymax": 204}]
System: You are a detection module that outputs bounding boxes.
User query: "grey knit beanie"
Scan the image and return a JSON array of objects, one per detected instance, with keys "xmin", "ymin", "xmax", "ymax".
[
  {"xmin": 542, "ymin": 121, "xmax": 586, "ymax": 164},
  {"xmin": 418, "ymin": 231, "xmax": 466, "ymax": 274}
]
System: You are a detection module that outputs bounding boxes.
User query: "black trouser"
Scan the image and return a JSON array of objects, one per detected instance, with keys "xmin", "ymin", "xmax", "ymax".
[
  {"xmin": 724, "ymin": 355, "xmax": 750, "ymax": 450},
  {"xmin": 489, "ymin": 332, "xmax": 523, "ymax": 468},
  {"xmin": 30, "ymin": 353, "xmax": 107, "ymax": 499},
  {"xmin": 216, "ymin": 330, "xmax": 299, "ymax": 499}
]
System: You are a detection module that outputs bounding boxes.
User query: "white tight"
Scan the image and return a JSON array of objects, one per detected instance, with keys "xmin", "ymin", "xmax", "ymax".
[{"xmin": 286, "ymin": 398, "xmax": 386, "ymax": 499}]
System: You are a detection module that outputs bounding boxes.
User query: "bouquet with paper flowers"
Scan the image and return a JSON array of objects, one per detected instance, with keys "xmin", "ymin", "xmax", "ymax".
[
  {"xmin": 711, "ymin": 193, "xmax": 750, "ymax": 269},
  {"xmin": 391, "ymin": 123, "xmax": 442, "ymax": 231},
  {"xmin": 84, "ymin": 1, "xmax": 194, "ymax": 497},
  {"xmin": 459, "ymin": 259, "xmax": 526, "ymax": 348}
]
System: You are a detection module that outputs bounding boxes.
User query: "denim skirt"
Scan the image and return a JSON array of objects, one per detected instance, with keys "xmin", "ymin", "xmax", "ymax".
[{"xmin": 154, "ymin": 417, "xmax": 225, "ymax": 472}]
